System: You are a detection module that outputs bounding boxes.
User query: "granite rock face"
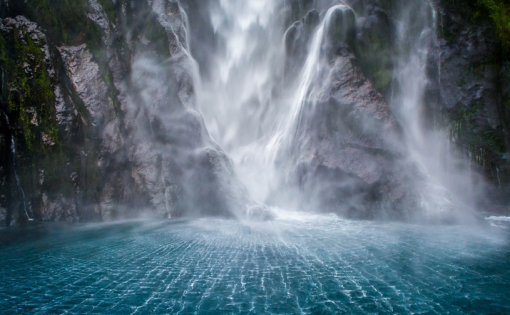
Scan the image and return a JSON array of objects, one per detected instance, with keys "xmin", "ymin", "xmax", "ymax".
[{"xmin": 0, "ymin": 0, "xmax": 262, "ymax": 226}]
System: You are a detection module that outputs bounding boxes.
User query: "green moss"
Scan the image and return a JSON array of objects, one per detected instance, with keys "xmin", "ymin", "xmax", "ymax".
[
  {"xmin": 442, "ymin": 0, "xmax": 510, "ymax": 46},
  {"xmin": 8, "ymin": 0, "xmax": 99, "ymax": 46},
  {"xmin": 0, "ymin": 26, "xmax": 57, "ymax": 151},
  {"xmin": 143, "ymin": 17, "xmax": 172, "ymax": 59},
  {"xmin": 482, "ymin": 129, "xmax": 506, "ymax": 153},
  {"xmin": 0, "ymin": 34, "xmax": 6, "ymax": 64},
  {"xmin": 97, "ymin": 0, "xmax": 116, "ymax": 24},
  {"xmin": 478, "ymin": 0, "xmax": 510, "ymax": 46},
  {"xmin": 357, "ymin": 32, "xmax": 393, "ymax": 94},
  {"xmin": 10, "ymin": 0, "xmax": 125, "ymax": 125},
  {"xmin": 0, "ymin": 21, "xmax": 76, "ymax": 221},
  {"xmin": 444, "ymin": 99, "xmax": 507, "ymax": 174}
]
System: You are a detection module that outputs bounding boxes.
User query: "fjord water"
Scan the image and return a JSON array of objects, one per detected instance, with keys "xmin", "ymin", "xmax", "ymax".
[{"xmin": 1, "ymin": 216, "xmax": 509, "ymax": 314}]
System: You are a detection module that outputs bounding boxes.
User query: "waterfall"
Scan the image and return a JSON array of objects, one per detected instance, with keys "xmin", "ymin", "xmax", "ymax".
[
  {"xmin": 198, "ymin": 0, "xmax": 285, "ymax": 202},
  {"xmin": 11, "ymin": 136, "xmax": 31, "ymax": 221},
  {"xmin": 199, "ymin": 0, "xmax": 281, "ymax": 152},
  {"xmin": 391, "ymin": 0, "xmax": 477, "ymax": 217},
  {"xmin": 3, "ymin": 113, "xmax": 32, "ymax": 221},
  {"xmin": 265, "ymin": 7, "xmax": 324, "ymax": 164},
  {"xmin": 199, "ymin": 2, "xmax": 356, "ymax": 204},
  {"xmin": 194, "ymin": 0, "xmax": 479, "ymax": 220},
  {"xmin": 266, "ymin": 5, "xmax": 351, "ymax": 165}
]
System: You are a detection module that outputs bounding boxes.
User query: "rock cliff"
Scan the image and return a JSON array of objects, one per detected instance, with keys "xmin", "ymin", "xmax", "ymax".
[
  {"xmin": 1, "ymin": 0, "xmax": 509, "ymax": 225},
  {"xmin": 0, "ymin": 0, "xmax": 264, "ymax": 226}
]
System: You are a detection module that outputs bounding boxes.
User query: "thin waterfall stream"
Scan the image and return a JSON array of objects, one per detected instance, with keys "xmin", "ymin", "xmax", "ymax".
[{"xmin": 2, "ymin": 113, "xmax": 32, "ymax": 221}]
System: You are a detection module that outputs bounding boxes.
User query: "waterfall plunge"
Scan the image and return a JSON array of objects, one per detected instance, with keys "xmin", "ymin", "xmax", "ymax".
[
  {"xmin": 199, "ymin": 2, "xmax": 355, "ymax": 206},
  {"xmin": 195, "ymin": 0, "xmax": 480, "ymax": 221}
]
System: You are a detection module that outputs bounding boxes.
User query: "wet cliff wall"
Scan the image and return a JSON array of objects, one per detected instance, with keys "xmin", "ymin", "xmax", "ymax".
[
  {"xmin": 0, "ymin": 0, "xmax": 259, "ymax": 226},
  {"xmin": 288, "ymin": 0, "xmax": 510, "ymax": 214},
  {"xmin": 1, "ymin": 0, "xmax": 509, "ymax": 226}
]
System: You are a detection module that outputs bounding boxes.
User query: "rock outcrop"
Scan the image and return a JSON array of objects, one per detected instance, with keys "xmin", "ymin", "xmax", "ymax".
[
  {"xmin": 428, "ymin": 0, "xmax": 510, "ymax": 210},
  {"xmin": 277, "ymin": 4, "xmax": 418, "ymax": 220}
]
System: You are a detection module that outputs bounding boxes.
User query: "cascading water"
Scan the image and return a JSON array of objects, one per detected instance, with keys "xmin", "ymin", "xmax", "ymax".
[
  {"xmin": 266, "ymin": 4, "xmax": 355, "ymax": 166},
  {"xmin": 199, "ymin": 2, "xmax": 358, "ymax": 206},
  {"xmin": 200, "ymin": 0, "xmax": 282, "ymax": 151},
  {"xmin": 198, "ymin": 0, "xmax": 286, "ymax": 202},
  {"xmin": 197, "ymin": 0, "xmax": 481, "ymax": 221},
  {"xmin": 265, "ymin": 6, "xmax": 329, "ymax": 165},
  {"xmin": 390, "ymin": 0, "xmax": 480, "ymax": 219},
  {"xmin": 2, "ymin": 113, "xmax": 32, "ymax": 221},
  {"xmin": 10, "ymin": 137, "xmax": 31, "ymax": 221}
]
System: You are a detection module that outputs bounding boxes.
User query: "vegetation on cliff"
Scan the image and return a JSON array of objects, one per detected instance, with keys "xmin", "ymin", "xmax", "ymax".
[
  {"xmin": 445, "ymin": 0, "xmax": 510, "ymax": 46},
  {"xmin": 476, "ymin": 0, "xmax": 510, "ymax": 46}
]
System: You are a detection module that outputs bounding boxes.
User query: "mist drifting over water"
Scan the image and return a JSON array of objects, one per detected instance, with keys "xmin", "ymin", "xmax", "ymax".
[{"xmin": 1, "ymin": 215, "xmax": 509, "ymax": 314}]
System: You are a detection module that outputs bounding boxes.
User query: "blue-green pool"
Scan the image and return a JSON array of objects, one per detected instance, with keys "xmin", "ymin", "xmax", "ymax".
[{"xmin": 1, "ymin": 212, "xmax": 509, "ymax": 314}]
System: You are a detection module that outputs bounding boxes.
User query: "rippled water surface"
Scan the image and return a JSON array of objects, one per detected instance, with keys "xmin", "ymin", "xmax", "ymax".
[{"xmin": 1, "ymin": 212, "xmax": 509, "ymax": 314}]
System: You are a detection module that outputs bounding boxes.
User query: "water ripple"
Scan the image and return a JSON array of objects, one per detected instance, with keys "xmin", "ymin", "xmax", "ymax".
[{"xmin": 0, "ymin": 214, "xmax": 509, "ymax": 314}]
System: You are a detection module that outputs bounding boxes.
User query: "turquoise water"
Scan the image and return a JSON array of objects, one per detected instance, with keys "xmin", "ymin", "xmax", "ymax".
[{"xmin": 1, "ymin": 212, "xmax": 509, "ymax": 314}]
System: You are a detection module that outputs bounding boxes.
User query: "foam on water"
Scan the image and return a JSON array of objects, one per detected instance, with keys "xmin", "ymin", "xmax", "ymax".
[
  {"xmin": 486, "ymin": 216, "xmax": 510, "ymax": 229},
  {"xmin": 487, "ymin": 216, "xmax": 510, "ymax": 222}
]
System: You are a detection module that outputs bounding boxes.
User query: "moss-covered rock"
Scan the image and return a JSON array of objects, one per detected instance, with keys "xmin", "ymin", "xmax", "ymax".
[
  {"xmin": 441, "ymin": 0, "xmax": 510, "ymax": 46},
  {"xmin": 0, "ymin": 17, "xmax": 73, "ymax": 223},
  {"xmin": 354, "ymin": 2, "xmax": 395, "ymax": 95},
  {"xmin": 430, "ymin": 0, "xmax": 510, "ymax": 203},
  {"xmin": 1, "ymin": 0, "xmax": 259, "ymax": 225}
]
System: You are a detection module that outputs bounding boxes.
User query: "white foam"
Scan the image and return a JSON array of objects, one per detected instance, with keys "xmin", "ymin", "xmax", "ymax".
[{"xmin": 486, "ymin": 216, "xmax": 510, "ymax": 222}]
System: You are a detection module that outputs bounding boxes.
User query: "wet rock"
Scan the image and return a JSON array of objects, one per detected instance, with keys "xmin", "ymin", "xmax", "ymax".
[
  {"xmin": 428, "ymin": 1, "xmax": 510, "ymax": 207},
  {"xmin": 284, "ymin": 10, "xmax": 321, "ymax": 77},
  {"xmin": 40, "ymin": 193, "xmax": 79, "ymax": 223},
  {"xmin": 325, "ymin": 5, "xmax": 356, "ymax": 48},
  {"xmin": 289, "ymin": 0, "xmax": 316, "ymax": 25},
  {"xmin": 279, "ymin": 12, "xmax": 418, "ymax": 219},
  {"xmin": 246, "ymin": 204, "xmax": 275, "ymax": 221},
  {"xmin": 59, "ymin": 45, "xmax": 115, "ymax": 128},
  {"xmin": 0, "ymin": 0, "xmax": 261, "ymax": 225},
  {"xmin": 87, "ymin": 0, "xmax": 113, "ymax": 43},
  {"xmin": 354, "ymin": 2, "xmax": 395, "ymax": 94},
  {"xmin": 0, "ymin": 16, "xmax": 82, "ymax": 225}
]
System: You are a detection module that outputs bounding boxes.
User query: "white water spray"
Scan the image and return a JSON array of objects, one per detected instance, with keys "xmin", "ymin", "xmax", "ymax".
[
  {"xmin": 200, "ymin": 2, "xmax": 355, "ymax": 204},
  {"xmin": 391, "ymin": 0, "xmax": 479, "ymax": 219},
  {"xmin": 197, "ymin": 0, "xmax": 288, "ymax": 202},
  {"xmin": 195, "ymin": 0, "xmax": 480, "ymax": 220},
  {"xmin": 265, "ymin": 5, "xmax": 350, "ymax": 165},
  {"xmin": 199, "ymin": 0, "xmax": 281, "ymax": 151}
]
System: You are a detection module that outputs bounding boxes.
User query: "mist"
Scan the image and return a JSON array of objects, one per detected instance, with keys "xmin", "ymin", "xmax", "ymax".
[{"xmin": 179, "ymin": 0, "xmax": 488, "ymax": 224}]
